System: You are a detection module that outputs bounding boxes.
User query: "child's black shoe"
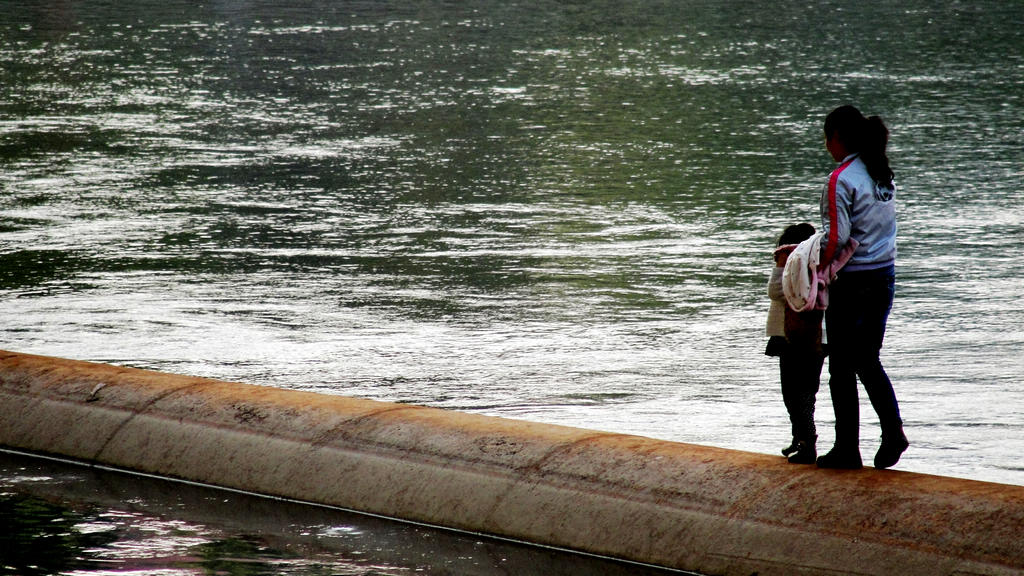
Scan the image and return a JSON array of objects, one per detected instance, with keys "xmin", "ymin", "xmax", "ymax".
[
  {"xmin": 781, "ymin": 438, "xmax": 800, "ymax": 457},
  {"xmin": 787, "ymin": 439, "xmax": 817, "ymax": 464}
]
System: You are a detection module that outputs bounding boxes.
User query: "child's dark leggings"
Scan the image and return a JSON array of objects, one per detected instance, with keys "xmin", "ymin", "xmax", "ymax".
[{"xmin": 780, "ymin": 351, "xmax": 824, "ymax": 441}]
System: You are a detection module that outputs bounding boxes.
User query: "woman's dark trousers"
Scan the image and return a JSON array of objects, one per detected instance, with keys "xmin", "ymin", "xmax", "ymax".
[{"xmin": 824, "ymin": 264, "xmax": 903, "ymax": 452}]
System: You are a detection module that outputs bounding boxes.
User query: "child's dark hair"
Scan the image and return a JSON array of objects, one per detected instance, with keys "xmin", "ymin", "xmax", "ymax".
[{"xmin": 777, "ymin": 223, "xmax": 816, "ymax": 246}]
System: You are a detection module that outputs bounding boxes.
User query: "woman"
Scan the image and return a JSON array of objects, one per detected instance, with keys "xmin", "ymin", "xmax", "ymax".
[{"xmin": 816, "ymin": 105, "xmax": 909, "ymax": 470}]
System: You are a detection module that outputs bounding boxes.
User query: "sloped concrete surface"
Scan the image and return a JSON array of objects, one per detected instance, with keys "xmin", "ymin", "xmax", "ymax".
[{"xmin": 1, "ymin": 350, "xmax": 1022, "ymax": 575}]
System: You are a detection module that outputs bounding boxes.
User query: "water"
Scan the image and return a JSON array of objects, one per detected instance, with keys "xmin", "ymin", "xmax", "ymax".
[
  {"xmin": 1, "ymin": 0, "xmax": 1022, "ymax": 572},
  {"xmin": 1, "ymin": 450, "xmax": 678, "ymax": 576}
]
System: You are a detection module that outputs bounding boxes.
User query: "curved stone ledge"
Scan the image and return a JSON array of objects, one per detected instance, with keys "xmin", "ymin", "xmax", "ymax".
[{"xmin": 1, "ymin": 350, "xmax": 1021, "ymax": 575}]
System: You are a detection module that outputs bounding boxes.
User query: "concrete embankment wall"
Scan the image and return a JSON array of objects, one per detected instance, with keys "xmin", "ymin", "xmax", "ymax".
[{"xmin": 1, "ymin": 350, "xmax": 1022, "ymax": 576}]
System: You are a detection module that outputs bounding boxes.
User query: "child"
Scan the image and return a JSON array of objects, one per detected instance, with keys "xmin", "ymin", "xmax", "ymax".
[{"xmin": 766, "ymin": 223, "xmax": 825, "ymax": 464}]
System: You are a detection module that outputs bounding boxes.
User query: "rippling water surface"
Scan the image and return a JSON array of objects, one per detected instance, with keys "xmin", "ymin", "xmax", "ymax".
[{"xmin": 2, "ymin": 0, "xmax": 1023, "ymax": 572}]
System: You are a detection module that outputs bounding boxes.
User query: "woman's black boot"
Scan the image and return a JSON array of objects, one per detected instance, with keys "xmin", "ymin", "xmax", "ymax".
[
  {"xmin": 874, "ymin": 429, "xmax": 909, "ymax": 469},
  {"xmin": 816, "ymin": 446, "xmax": 863, "ymax": 469}
]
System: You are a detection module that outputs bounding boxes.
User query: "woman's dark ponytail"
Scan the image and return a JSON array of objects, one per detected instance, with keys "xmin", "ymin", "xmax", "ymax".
[
  {"xmin": 861, "ymin": 115, "xmax": 895, "ymax": 189},
  {"xmin": 824, "ymin": 105, "xmax": 895, "ymax": 189}
]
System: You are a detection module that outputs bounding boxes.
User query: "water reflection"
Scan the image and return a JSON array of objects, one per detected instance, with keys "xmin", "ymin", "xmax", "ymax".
[
  {"xmin": 1, "ymin": 493, "xmax": 119, "ymax": 576},
  {"xmin": 0, "ymin": 452, "xmax": 684, "ymax": 576}
]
